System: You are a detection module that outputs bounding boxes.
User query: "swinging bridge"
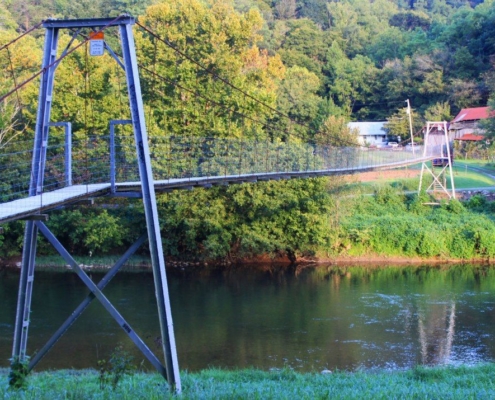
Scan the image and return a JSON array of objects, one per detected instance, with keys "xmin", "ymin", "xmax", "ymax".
[{"xmin": 0, "ymin": 16, "xmax": 452, "ymax": 395}]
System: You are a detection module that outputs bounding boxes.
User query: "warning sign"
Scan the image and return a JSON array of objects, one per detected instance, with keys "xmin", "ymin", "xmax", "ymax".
[
  {"xmin": 90, "ymin": 31, "xmax": 104, "ymax": 40},
  {"xmin": 89, "ymin": 31, "xmax": 105, "ymax": 56}
]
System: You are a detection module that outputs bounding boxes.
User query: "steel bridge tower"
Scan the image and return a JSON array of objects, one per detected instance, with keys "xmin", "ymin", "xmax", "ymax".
[
  {"xmin": 10, "ymin": 16, "xmax": 181, "ymax": 393},
  {"xmin": 418, "ymin": 121, "xmax": 456, "ymax": 200}
]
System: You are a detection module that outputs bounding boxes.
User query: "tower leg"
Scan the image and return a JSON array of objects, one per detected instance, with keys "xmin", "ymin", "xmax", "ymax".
[
  {"xmin": 11, "ymin": 221, "xmax": 38, "ymax": 366},
  {"xmin": 119, "ymin": 23, "xmax": 181, "ymax": 393},
  {"xmin": 11, "ymin": 24, "xmax": 59, "ymax": 383}
]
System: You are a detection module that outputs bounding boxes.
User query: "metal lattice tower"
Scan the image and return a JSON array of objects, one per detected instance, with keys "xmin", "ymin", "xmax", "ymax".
[
  {"xmin": 10, "ymin": 16, "xmax": 181, "ymax": 394},
  {"xmin": 418, "ymin": 121, "xmax": 456, "ymax": 200}
]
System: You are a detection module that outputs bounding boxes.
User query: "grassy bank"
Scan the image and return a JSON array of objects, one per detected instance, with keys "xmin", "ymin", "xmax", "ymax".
[{"xmin": 1, "ymin": 364, "xmax": 495, "ymax": 399}]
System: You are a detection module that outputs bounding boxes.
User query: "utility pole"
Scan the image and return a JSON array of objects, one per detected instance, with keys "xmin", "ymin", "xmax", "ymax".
[{"xmin": 405, "ymin": 99, "xmax": 415, "ymax": 156}]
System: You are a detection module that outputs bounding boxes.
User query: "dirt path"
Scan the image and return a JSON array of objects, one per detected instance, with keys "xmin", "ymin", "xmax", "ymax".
[{"xmin": 348, "ymin": 169, "xmax": 421, "ymax": 183}]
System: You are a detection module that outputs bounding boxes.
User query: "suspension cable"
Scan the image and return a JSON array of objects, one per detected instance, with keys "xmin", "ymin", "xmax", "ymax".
[
  {"xmin": 139, "ymin": 64, "xmax": 289, "ymax": 139},
  {"xmin": 139, "ymin": 62, "xmax": 361, "ymax": 147},
  {"xmin": 0, "ymin": 21, "xmax": 45, "ymax": 52},
  {"xmin": 136, "ymin": 22, "xmax": 361, "ymax": 148},
  {"xmin": 0, "ymin": 15, "xmax": 124, "ymax": 105},
  {"xmin": 6, "ymin": 46, "xmax": 22, "ymax": 108}
]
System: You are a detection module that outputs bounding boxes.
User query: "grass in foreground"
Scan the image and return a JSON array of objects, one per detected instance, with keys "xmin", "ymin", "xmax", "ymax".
[{"xmin": 1, "ymin": 364, "xmax": 495, "ymax": 399}]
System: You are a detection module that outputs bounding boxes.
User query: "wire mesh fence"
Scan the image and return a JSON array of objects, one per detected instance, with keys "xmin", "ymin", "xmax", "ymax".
[{"xmin": 0, "ymin": 133, "xmax": 427, "ymax": 205}]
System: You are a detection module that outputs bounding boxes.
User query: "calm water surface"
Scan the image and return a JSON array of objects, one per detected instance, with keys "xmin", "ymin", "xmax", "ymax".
[{"xmin": 1, "ymin": 264, "xmax": 495, "ymax": 372}]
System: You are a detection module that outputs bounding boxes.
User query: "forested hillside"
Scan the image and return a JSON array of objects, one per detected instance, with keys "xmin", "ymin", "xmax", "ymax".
[
  {"xmin": 3, "ymin": 0, "xmax": 495, "ymax": 125},
  {"xmin": 0, "ymin": 0, "xmax": 495, "ymax": 262}
]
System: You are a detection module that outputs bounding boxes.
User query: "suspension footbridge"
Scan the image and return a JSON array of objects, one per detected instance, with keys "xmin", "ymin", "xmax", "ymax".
[
  {"xmin": 0, "ymin": 132, "xmax": 434, "ymax": 223},
  {"xmin": 0, "ymin": 16, "xmax": 447, "ymax": 395}
]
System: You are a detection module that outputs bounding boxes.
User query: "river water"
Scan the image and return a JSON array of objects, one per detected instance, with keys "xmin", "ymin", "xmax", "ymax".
[{"xmin": 1, "ymin": 264, "xmax": 495, "ymax": 372}]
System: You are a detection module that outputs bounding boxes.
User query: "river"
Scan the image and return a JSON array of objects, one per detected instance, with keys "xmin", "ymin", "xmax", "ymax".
[{"xmin": 1, "ymin": 263, "xmax": 495, "ymax": 372}]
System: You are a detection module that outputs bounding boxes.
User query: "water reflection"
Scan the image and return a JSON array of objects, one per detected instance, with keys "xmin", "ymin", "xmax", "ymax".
[
  {"xmin": 418, "ymin": 300, "xmax": 456, "ymax": 365},
  {"xmin": 0, "ymin": 264, "xmax": 494, "ymax": 372}
]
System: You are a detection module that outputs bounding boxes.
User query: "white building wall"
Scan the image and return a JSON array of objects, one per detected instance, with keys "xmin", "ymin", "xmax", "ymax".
[{"xmin": 348, "ymin": 122, "xmax": 388, "ymax": 146}]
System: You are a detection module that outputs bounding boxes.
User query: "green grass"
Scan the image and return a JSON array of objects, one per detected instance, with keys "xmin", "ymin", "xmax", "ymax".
[
  {"xmin": 34, "ymin": 254, "xmax": 152, "ymax": 269},
  {"xmin": 448, "ymin": 165, "xmax": 495, "ymax": 188},
  {"xmin": 2, "ymin": 364, "xmax": 495, "ymax": 399},
  {"xmin": 455, "ymin": 159, "xmax": 495, "ymax": 171}
]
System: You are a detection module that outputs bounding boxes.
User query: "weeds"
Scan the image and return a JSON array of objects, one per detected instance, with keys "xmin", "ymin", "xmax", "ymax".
[
  {"xmin": 8, "ymin": 356, "xmax": 29, "ymax": 389},
  {"xmin": 98, "ymin": 344, "xmax": 136, "ymax": 390},
  {"xmin": 2, "ymin": 364, "xmax": 495, "ymax": 399}
]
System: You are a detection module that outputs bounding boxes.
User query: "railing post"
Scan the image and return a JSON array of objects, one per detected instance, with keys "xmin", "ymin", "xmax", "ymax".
[
  {"xmin": 109, "ymin": 120, "xmax": 132, "ymax": 194},
  {"xmin": 65, "ymin": 122, "xmax": 72, "ymax": 186},
  {"xmin": 49, "ymin": 122, "xmax": 72, "ymax": 186}
]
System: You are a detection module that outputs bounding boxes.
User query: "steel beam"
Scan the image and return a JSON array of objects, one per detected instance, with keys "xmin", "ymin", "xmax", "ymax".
[
  {"xmin": 110, "ymin": 119, "xmax": 132, "ymax": 193},
  {"xmin": 11, "ymin": 17, "xmax": 181, "ymax": 395},
  {"xmin": 43, "ymin": 16, "xmax": 135, "ymax": 29},
  {"xmin": 12, "ymin": 24, "xmax": 60, "ymax": 367},
  {"xmin": 49, "ymin": 122, "xmax": 72, "ymax": 186},
  {"xmin": 119, "ymin": 22, "xmax": 181, "ymax": 394},
  {"xmin": 28, "ymin": 234, "xmax": 147, "ymax": 371},
  {"xmin": 36, "ymin": 222, "xmax": 167, "ymax": 377}
]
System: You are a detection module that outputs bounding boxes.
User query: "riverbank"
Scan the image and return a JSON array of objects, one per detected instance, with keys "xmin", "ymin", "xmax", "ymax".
[
  {"xmin": 1, "ymin": 364, "xmax": 494, "ymax": 399},
  {"xmin": 1, "ymin": 251, "xmax": 493, "ymax": 272}
]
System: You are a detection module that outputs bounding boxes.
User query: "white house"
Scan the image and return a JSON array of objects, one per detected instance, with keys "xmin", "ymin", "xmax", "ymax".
[{"xmin": 348, "ymin": 121, "xmax": 387, "ymax": 146}]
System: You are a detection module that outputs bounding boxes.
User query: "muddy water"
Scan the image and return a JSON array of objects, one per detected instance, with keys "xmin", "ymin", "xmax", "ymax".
[{"xmin": 1, "ymin": 264, "xmax": 495, "ymax": 372}]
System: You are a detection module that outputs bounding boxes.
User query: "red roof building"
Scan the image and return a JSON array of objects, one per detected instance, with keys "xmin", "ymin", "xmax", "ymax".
[
  {"xmin": 454, "ymin": 133, "xmax": 484, "ymax": 142},
  {"xmin": 449, "ymin": 106, "xmax": 494, "ymax": 140}
]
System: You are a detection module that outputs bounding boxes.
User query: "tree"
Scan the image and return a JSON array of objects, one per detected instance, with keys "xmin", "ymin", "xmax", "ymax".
[
  {"xmin": 384, "ymin": 107, "xmax": 421, "ymax": 142},
  {"xmin": 449, "ymin": 78, "xmax": 482, "ymax": 109},
  {"xmin": 479, "ymin": 97, "xmax": 495, "ymax": 141},
  {"xmin": 0, "ymin": 100, "xmax": 25, "ymax": 149},
  {"xmin": 274, "ymin": 18, "xmax": 329, "ymax": 79},
  {"xmin": 325, "ymin": 42, "xmax": 378, "ymax": 118},
  {"xmin": 0, "ymin": 4, "xmax": 18, "ymax": 31},
  {"xmin": 274, "ymin": 0, "xmax": 296, "ymax": 20},
  {"xmin": 137, "ymin": 0, "xmax": 284, "ymax": 140},
  {"xmin": 314, "ymin": 115, "xmax": 359, "ymax": 147},
  {"xmin": 275, "ymin": 65, "xmax": 322, "ymax": 140},
  {"xmin": 424, "ymin": 101, "xmax": 451, "ymax": 121},
  {"xmin": 389, "ymin": 10, "xmax": 431, "ymax": 31}
]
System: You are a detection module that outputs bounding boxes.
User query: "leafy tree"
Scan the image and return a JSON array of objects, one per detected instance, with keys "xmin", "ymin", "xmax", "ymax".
[
  {"xmin": 274, "ymin": 0, "xmax": 296, "ymax": 20},
  {"xmin": 384, "ymin": 106, "xmax": 421, "ymax": 142},
  {"xmin": 424, "ymin": 101, "xmax": 451, "ymax": 121},
  {"xmin": 0, "ymin": 100, "xmax": 25, "ymax": 149},
  {"xmin": 314, "ymin": 115, "xmax": 359, "ymax": 147},
  {"xmin": 325, "ymin": 42, "xmax": 378, "ymax": 117},
  {"xmin": 297, "ymin": 0, "xmax": 330, "ymax": 28},
  {"xmin": 327, "ymin": 0, "xmax": 397, "ymax": 57},
  {"xmin": 366, "ymin": 27, "xmax": 406, "ymax": 67},
  {"xmin": 137, "ymin": 0, "xmax": 283, "ymax": 140},
  {"xmin": 479, "ymin": 97, "xmax": 495, "ymax": 140},
  {"xmin": 449, "ymin": 78, "xmax": 483, "ymax": 109},
  {"xmin": 274, "ymin": 18, "xmax": 328, "ymax": 79},
  {"xmin": 275, "ymin": 65, "xmax": 322, "ymax": 140},
  {"xmin": 0, "ymin": 4, "xmax": 18, "ymax": 31},
  {"xmin": 389, "ymin": 10, "xmax": 431, "ymax": 31}
]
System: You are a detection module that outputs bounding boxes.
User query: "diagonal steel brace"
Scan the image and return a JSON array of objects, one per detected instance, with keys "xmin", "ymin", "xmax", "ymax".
[
  {"xmin": 28, "ymin": 233, "xmax": 147, "ymax": 371},
  {"xmin": 35, "ymin": 221, "xmax": 168, "ymax": 379}
]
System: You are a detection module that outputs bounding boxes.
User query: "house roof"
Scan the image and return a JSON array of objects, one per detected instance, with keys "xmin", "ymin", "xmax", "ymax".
[
  {"xmin": 348, "ymin": 122, "xmax": 386, "ymax": 136},
  {"xmin": 454, "ymin": 133, "xmax": 485, "ymax": 141},
  {"xmin": 452, "ymin": 107, "xmax": 493, "ymax": 123}
]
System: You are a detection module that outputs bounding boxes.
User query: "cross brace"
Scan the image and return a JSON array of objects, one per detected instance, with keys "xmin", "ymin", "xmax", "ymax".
[
  {"xmin": 28, "ymin": 233, "xmax": 148, "ymax": 371},
  {"xmin": 35, "ymin": 222, "xmax": 168, "ymax": 377}
]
